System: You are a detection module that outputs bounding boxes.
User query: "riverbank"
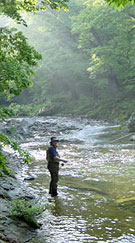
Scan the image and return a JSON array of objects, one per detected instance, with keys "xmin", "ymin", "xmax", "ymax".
[
  {"xmin": 0, "ymin": 151, "xmax": 43, "ymax": 243},
  {"xmin": 9, "ymin": 96, "xmax": 135, "ymax": 124}
]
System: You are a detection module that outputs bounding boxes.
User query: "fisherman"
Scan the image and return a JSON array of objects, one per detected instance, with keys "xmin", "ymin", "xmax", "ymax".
[{"xmin": 46, "ymin": 137, "xmax": 68, "ymax": 197}]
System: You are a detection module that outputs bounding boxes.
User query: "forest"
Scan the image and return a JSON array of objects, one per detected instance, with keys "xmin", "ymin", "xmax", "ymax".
[
  {"xmin": 1, "ymin": 0, "xmax": 135, "ymax": 122},
  {"xmin": 1, "ymin": 1, "xmax": 135, "ymax": 243}
]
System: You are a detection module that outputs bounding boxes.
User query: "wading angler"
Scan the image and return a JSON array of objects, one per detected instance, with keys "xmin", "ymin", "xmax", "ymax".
[{"xmin": 46, "ymin": 137, "xmax": 68, "ymax": 197}]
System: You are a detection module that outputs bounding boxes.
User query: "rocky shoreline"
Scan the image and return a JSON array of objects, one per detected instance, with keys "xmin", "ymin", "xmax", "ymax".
[
  {"xmin": 0, "ymin": 117, "xmax": 55, "ymax": 243},
  {"xmin": 0, "ymin": 152, "xmax": 38, "ymax": 243}
]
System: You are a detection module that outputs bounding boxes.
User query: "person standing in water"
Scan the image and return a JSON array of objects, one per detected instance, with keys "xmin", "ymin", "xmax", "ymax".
[{"xmin": 46, "ymin": 137, "xmax": 68, "ymax": 197}]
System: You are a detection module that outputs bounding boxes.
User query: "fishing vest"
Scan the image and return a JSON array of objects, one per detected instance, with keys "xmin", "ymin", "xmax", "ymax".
[{"xmin": 46, "ymin": 146, "xmax": 59, "ymax": 171}]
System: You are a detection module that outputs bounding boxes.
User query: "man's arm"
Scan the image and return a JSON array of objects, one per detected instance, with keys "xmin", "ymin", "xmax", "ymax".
[
  {"xmin": 49, "ymin": 147, "xmax": 68, "ymax": 163},
  {"xmin": 54, "ymin": 156, "xmax": 68, "ymax": 163}
]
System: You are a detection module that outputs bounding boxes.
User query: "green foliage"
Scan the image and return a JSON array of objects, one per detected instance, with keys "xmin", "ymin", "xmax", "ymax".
[
  {"xmin": 0, "ymin": 0, "xmax": 69, "ymax": 25},
  {"xmin": 0, "ymin": 0, "xmax": 44, "ymax": 175},
  {"xmin": 0, "ymin": 132, "xmax": 33, "ymax": 162},
  {"xmin": 71, "ymin": 0, "xmax": 135, "ymax": 87},
  {"xmin": 12, "ymin": 3, "xmax": 90, "ymax": 109},
  {"xmin": 0, "ymin": 106, "xmax": 14, "ymax": 121},
  {"xmin": 1, "ymin": 0, "xmax": 135, "ymax": 125},
  {"xmin": 0, "ymin": 131, "xmax": 33, "ymax": 176},
  {"xmin": 8, "ymin": 103, "xmax": 44, "ymax": 117},
  {"xmin": 9, "ymin": 0, "xmax": 135, "ymax": 121},
  {"xmin": 69, "ymin": 0, "xmax": 135, "ymax": 118},
  {"xmin": 11, "ymin": 200, "xmax": 42, "ymax": 218},
  {"xmin": 105, "ymin": 0, "xmax": 135, "ymax": 8},
  {"xmin": 10, "ymin": 199, "xmax": 52, "ymax": 228},
  {"xmin": 0, "ymin": 27, "xmax": 42, "ymax": 98},
  {"xmin": 112, "ymin": 125, "xmax": 126, "ymax": 131},
  {"xmin": 0, "ymin": 149, "xmax": 9, "ymax": 175}
]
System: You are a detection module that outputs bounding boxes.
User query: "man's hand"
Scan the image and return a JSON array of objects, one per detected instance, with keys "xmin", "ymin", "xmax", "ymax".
[{"xmin": 62, "ymin": 159, "xmax": 68, "ymax": 163}]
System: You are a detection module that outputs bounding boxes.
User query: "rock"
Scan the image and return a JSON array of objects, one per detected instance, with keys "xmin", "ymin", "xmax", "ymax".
[
  {"xmin": 0, "ymin": 188, "xmax": 11, "ymax": 200},
  {"xmin": 18, "ymin": 127, "xmax": 28, "ymax": 135},
  {"xmin": 20, "ymin": 118, "xmax": 36, "ymax": 128},
  {"xmin": 127, "ymin": 112, "xmax": 135, "ymax": 132},
  {"xmin": 0, "ymin": 238, "xmax": 7, "ymax": 243},
  {"xmin": 3, "ymin": 222, "xmax": 33, "ymax": 242},
  {"xmin": 24, "ymin": 176, "xmax": 35, "ymax": 181},
  {"xmin": 0, "ymin": 199, "xmax": 9, "ymax": 213},
  {"xmin": 1, "ymin": 184, "xmax": 14, "ymax": 191},
  {"xmin": 130, "ymin": 135, "xmax": 135, "ymax": 141},
  {"xmin": 22, "ymin": 195, "xmax": 35, "ymax": 200},
  {"xmin": 7, "ymin": 188, "xmax": 34, "ymax": 200},
  {"xmin": 0, "ymin": 122, "xmax": 7, "ymax": 132},
  {"xmin": 29, "ymin": 125, "xmax": 37, "ymax": 131},
  {"xmin": 0, "ymin": 233, "xmax": 10, "ymax": 243}
]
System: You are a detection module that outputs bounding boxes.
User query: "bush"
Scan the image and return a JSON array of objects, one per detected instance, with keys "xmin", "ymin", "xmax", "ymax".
[{"xmin": 10, "ymin": 199, "xmax": 53, "ymax": 228}]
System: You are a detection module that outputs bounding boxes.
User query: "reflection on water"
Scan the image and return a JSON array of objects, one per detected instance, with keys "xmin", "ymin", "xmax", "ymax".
[{"xmin": 15, "ymin": 116, "xmax": 135, "ymax": 243}]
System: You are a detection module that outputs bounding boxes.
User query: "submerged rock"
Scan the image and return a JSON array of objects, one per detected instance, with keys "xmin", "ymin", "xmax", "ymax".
[{"xmin": 115, "ymin": 197, "xmax": 135, "ymax": 212}]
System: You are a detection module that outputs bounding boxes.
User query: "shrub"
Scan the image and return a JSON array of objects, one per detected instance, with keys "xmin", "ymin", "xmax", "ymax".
[{"xmin": 10, "ymin": 199, "xmax": 53, "ymax": 229}]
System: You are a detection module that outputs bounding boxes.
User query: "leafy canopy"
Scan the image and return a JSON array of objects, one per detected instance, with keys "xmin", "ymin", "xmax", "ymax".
[
  {"xmin": 0, "ymin": 26, "xmax": 41, "ymax": 174},
  {"xmin": 105, "ymin": 0, "xmax": 135, "ymax": 8},
  {"xmin": 0, "ymin": 28, "xmax": 42, "ymax": 98},
  {"xmin": 0, "ymin": 0, "xmax": 69, "ymax": 25},
  {"xmin": 0, "ymin": 0, "xmax": 70, "ymax": 174}
]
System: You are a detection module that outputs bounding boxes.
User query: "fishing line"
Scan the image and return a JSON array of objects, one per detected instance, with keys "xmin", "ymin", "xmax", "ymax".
[{"xmin": 109, "ymin": 132, "xmax": 134, "ymax": 144}]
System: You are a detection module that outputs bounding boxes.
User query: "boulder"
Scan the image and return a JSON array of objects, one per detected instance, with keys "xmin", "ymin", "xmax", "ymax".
[
  {"xmin": 19, "ymin": 118, "xmax": 36, "ymax": 128},
  {"xmin": 127, "ymin": 112, "xmax": 135, "ymax": 132},
  {"xmin": 24, "ymin": 176, "xmax": 35, "ymax": 181},
  {"xmin": 130, "ymin": 135, "xmax": 135, "ymax": 141}
]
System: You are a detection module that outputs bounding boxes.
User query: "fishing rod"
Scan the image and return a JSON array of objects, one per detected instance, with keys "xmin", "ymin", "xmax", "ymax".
[{"xmin": 109, "ymin": 132, "xmax": 134, "ymax": 144}]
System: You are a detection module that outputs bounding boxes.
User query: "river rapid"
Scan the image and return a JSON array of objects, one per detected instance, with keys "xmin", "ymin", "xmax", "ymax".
[{"xmin": 14, "ymin": 116, "xmax": 135, "ymax": 243}]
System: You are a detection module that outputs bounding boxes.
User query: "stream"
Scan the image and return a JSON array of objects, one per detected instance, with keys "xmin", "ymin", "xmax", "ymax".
[{"xmin": 12, "ymin": 116, "xmax": 135, "ymax": 242}]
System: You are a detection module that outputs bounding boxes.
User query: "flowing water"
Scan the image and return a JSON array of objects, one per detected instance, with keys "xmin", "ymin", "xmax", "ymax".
[{"xmin": 16, "ymin": 116, "xmax": 135, "ymax": 243}]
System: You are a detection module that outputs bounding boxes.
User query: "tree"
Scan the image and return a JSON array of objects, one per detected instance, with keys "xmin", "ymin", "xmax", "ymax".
[
  {"xmin": 0, "ymin": 28, "xmax": 41, "ymax": 98},
  {"xmin": 11, "ymin": 0, "xmax": 135, "ymax": 120},
  {"xmin": 11, "ymin": 3, "xmax": 91, "ymax": 112},
  {"xmin": 105, "ymin": 0, "xmax": 135, "ymax": 8},
  {"xmin": 0, "ymin": 0, "xmax": 70, "ymax": 102},
  {"xmin": 71, "ymin": 0, "xmax": 135, "ymax": 90},
  {"xmin": 0, "ymin": 0, "xmax": 69, "ymax": 25},
  {"xmin": 0, "ymin": 0, "xmax": 69, "ymax": 174},
  {"xmin": 0, "ymin": 27, "xmax": 41, "ymax": 174}
]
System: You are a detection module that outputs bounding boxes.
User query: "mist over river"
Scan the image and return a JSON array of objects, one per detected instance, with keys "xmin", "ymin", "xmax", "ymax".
[{"xmin": 12, "ymin": 116, "xmax": 135, "ymax": 243}]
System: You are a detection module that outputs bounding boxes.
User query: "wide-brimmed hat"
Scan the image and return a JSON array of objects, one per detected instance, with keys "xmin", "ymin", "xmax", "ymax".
[{"xmin": 50, "ymin": 137, "xmax": 59, "ymax": 142}]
